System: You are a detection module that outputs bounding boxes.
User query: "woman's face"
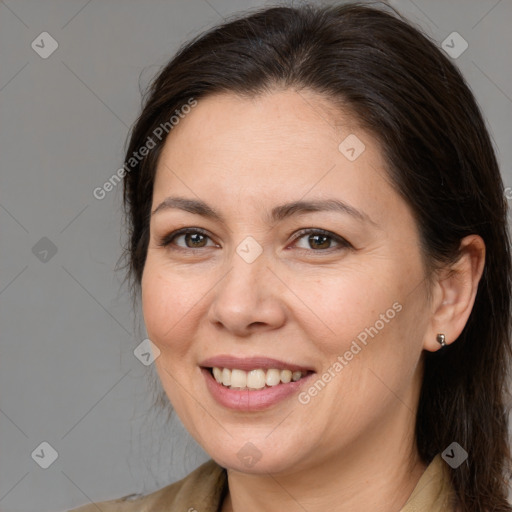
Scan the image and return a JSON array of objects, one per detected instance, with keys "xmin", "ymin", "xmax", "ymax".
[{"xmin": 141, "ymin": 89, "xmax": 432, "ymax": 474}]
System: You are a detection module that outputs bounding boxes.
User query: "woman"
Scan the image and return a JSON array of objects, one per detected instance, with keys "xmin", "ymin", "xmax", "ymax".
[{"xmin": 69, "ymin": 2, "xmax": 511, "ymax": 511}]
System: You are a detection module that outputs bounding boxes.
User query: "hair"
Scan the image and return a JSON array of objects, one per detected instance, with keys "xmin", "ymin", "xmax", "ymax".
[{"xmin": 116, "ymin": 2, "xmax": 512, "ymax": 509}]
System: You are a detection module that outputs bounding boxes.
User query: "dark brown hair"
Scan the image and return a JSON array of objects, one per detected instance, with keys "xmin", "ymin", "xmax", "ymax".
[{"xmin": 118, "ymin": 2, "xmax": 512, "ymax": 509}]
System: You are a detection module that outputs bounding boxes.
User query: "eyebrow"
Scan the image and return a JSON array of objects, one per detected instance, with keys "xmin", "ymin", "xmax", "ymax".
[{"xmin": 151, "ymin": 196, "xmax": 376, "ymax": 226}]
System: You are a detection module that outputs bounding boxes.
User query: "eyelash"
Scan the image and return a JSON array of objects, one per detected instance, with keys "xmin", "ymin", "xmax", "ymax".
[{"xmin": 156, "ymin": 227, "xmax": 352, "ymax": 254}]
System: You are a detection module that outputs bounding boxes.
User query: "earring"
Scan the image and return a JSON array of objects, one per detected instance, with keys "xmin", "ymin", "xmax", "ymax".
[{"xmin": 436, "ymin": 333, "xmax": 447, "ymax": 348}]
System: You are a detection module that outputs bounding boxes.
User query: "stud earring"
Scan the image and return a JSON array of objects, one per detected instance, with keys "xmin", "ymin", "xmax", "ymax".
[{"xmin": 436, "ymin": 333, "xmax": 447, "ymax": 348}]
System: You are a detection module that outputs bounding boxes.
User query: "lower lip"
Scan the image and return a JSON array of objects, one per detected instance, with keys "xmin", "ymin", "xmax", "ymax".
[{"xmin": 202, "ymin": 368, "xmax": 314, "ymax": 411}]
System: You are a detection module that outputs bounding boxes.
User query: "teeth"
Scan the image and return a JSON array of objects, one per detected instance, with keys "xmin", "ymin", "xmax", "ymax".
[
  {"xmin": 222, "ymin": 368, "xmax": 231, "ymax": 386},
  {"xmin": 212, "ymin": 367, "xmax": 222, "ymax": 382},
  {"xmin": 247, "ymin": 369, "xmax": 266, "ymax": 389},
  {"xmin": 230, "ymin": 369, "xmax": 246, "ymax": 389},
  {"xmin": 265, "ymin": 369, "xmax": 281, "ymax": 386},
  {"xmin": 211, "ymin": 367, "xmax": 306, "ymax": 390},
  {"xmin": 280, "ymin": 370, "xmax": 292, "ymax": 383}
]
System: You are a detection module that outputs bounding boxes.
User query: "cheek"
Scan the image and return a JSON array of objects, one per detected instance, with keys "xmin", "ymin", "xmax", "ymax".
[
  {"xmin": 141, "ymin": 260, "xmax": 203, "ymax": 355},
  {"xmin": 300, "ymin": 273, "xmax": 425, "ymax": 436},
  {"xmin": 291, "ymin": 258, "xmax": 426, "ymax": 386},
  {"xmin": 140, "ymin": 261, "xmax": 205, "ymax": 416},
  {"xmin": 289, "ymin": 266, "xmax": 400, "ymax": 350}
]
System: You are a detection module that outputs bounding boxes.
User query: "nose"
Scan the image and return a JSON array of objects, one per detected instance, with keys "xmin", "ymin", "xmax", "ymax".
[{"xmin": 207, "ymin": 248, "xmax": 287, "ymax": 337}]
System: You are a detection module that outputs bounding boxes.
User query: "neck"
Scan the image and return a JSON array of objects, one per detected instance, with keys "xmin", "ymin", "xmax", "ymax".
[{"xmin": 221, "ymin": 404, "xmax": 427, "ymax": 512}]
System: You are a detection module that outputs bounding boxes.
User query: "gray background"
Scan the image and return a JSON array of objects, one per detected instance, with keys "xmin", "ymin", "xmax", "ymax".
[{"xmin": 1, "ymin": 0, "xmax": 511, "ymax": 511}]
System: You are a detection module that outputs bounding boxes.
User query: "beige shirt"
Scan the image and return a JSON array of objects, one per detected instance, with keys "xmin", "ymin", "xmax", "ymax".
[{"xmin": 68, "ymin": 454, "xmax": 456, "ymax": 512}]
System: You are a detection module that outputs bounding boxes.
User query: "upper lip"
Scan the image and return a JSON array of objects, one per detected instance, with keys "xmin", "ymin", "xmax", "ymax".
[{"xmin": 199, "ymin": 355, "xmax": 315, "ymax": 373}]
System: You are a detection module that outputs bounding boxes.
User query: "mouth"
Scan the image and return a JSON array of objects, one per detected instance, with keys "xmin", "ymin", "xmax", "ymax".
[
  {"xmin": 199, "ymin": 356, "xmax": 315, "ymax": 410},
  {"xmin": 206, "ymin": 366, "xmax": 312, "ymax": 391}
]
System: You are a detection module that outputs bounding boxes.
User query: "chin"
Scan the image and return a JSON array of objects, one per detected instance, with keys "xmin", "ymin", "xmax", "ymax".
[
  {"xmin": 214, "ymin": 451, "xmax": 300, "ymax": 475},
  {"xmin": 199, "ymin": 432, "xmax": 311, "ymax": 475}
]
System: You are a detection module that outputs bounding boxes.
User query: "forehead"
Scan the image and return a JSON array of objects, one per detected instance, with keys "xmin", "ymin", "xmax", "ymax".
[
  {"xmin": 149, "ymin": 90, "xmax": 424, "ymax": 256},
  {"xmin": 154, "ymin": 89, "xmax": 373, "ymax": 187},
  {"xmin": 151, "ymin": 89, "xmax": 407, "ymax": 232}
]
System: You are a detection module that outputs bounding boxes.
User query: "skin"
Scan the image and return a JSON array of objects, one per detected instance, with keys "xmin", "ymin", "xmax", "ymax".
[{"xmin": 141, "ymin": 89, "xmax": 485, "ymax": 512}]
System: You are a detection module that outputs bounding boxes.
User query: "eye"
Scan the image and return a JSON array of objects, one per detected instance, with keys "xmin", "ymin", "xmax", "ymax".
[
  {"xmin": 157, "ymin": 228, "xmax": 218, "ymax": 250},
  {"xmin": 291, "ymin": 228, "xmax": 352, "ymax": 252},
  {"xmin": 157, "ymin": 227, "xmax": 352, "ymax": 253}
]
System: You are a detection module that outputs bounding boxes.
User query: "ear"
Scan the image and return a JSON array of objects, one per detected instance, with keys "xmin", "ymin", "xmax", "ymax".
[{"xmin": 423, "ymin": 235, "xmax": 486, "ymax": 352}]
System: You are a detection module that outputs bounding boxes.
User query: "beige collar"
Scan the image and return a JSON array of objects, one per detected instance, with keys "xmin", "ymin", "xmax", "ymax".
[
  {"xmin": 69, "ymin": 453, "xmax": 456, "ymax": 511},
  {"xmin": 399, "ymin": 454, "xmax": 456, "ymax": 511},
  {"xmin": 165, "ymin": 453, "xmax": 456, "ymax": 512}
]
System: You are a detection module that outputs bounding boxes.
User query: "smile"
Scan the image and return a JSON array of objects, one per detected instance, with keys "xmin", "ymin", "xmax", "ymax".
[{"xmin": 210, "ymin": 367, "xmax": 309, "ymax": 390}]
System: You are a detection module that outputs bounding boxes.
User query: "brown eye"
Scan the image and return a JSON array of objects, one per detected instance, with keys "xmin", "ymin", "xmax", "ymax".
[
  {"xmin": 307, "ymin": 233, "xmax": 331, "ymax": 250},
  {"xmin": 158, "ymin": 228, "xmax": 217, "ymax": 250},
  {"xmin": 293, "ymin": 229, "xmax": 351, "ymax": 252},
  {"xmin": 182, "ymin": 232, "xmax": 208, "ymax": 248}
]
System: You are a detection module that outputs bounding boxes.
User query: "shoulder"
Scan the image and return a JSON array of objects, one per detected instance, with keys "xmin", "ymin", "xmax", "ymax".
[
  {"xmin": 66, "ymin": 459, "xmax": 226, "ymax": 512},
  {"xmin": 400, "ymin": 454, "xmax": 458, "ymax": 512}
]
